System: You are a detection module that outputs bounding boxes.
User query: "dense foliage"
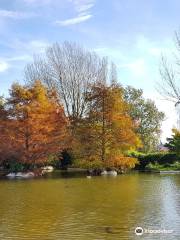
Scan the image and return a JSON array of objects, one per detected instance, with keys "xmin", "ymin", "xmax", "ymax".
[
  {"xmin": 73, "ymin": 83, "xmax": 141, "ymax": 170},
  {"xmin": 0, "ymin": 81, "xmax": 68, "ymax": 167},
  {"xmin": 124, "ymin": 86, "xmax": 165, "ymax": 152},
  {"xmin": 129, "ymin": 151, "xmax": 179, "ymax": 170},
  {"xmin": 165, "ymin": 129, "xmax": 180, "ymax": 155},
  {"xmin": 0, "ymin": 42, "xmax": 168, "ymax": 172}
]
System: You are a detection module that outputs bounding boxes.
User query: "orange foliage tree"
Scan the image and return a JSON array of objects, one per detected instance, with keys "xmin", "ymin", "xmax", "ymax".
[
  {"xmin": 0, "ymin": 81, "xmax": 68, "ymax": 166},
  {"xmin": 0, "ymin": 97, "xmax": 12, "ymax": 164},
  {"xmin": 74, "ymin": 83, "xmax": 141, "ymax": 169}
]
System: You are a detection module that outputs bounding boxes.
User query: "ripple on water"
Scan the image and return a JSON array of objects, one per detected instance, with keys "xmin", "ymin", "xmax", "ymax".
[{"xmin": 0, "ymin": 173, "xmax": 179, "ymax": 240}]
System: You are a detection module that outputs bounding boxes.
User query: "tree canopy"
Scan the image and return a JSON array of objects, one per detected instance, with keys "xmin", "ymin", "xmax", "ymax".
[
  {"xmin": 124, "ymin": 86, "xmax": 165, "ymax": 152},
  {"xmin": 0, "ymin": 81, "xmax": 68, "ymax": 166},
  {"xmin": 165, "ymin": 129, "xmax": 180, "ymax": 156},
  {"xmin": 73, "ymin": 83, "xmax": 140, "ymax": 169},
  {"xmin": 24, "ymin": 42, "xmax": 109, "ymax": 121}
]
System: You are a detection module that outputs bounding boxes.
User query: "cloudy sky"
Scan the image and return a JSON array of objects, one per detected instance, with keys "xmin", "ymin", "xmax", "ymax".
[{"xmin": 0, "ymin": 0, "xmax": 180, "ymax": 141}]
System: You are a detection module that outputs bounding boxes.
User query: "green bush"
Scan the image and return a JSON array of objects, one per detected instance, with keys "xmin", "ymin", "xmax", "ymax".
[
  {"xmin": 128, "ymin": 151, "xmax": 179, "ymax": 170},
  {"xmin": 6, "ymin": 162, "xmax": 25, "ymax": 172},
  {"xmin": 146, "ymin": 161, "xmax": 180, "ymax": 171},
  {"xmin": 73, "ymin": 159, "xmax": 103, "ymax": 169}
]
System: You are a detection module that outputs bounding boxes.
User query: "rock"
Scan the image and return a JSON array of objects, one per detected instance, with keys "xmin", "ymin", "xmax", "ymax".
[
  {"xmin": 108, "ymin": 170, "xmax": 117, "ymax": 176},
  {"xmin": 41, "ymin": 166, "xmax": 54, "ymax": 173},
  {"xmin": 101, "ymin": 170, "xmax": 108, "ymax": 175},
  {"xmin": 6, "ymin": 172, "xmax": 35, "ymax": 179},
  {"xmin": 6, "ymin": 172, "xmax": 16, "ymax": 178},
  {"xmin": 101, "ymin": 170, "xmax": 117, "ymax": 176},
  {"xmin": 86, "ymin": 175, "xmax": 92, "ymax": 179}
]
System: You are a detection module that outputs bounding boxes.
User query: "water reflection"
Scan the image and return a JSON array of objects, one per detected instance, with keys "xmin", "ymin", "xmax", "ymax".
[{"xmin": 0, "ymin": 173, "xmax": 179, "ymax": 240}]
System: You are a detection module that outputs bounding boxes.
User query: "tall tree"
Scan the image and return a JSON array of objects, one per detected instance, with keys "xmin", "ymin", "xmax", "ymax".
[
  {"xmin": 24, "ymin": 42, "xmax": 108, "ymax": 121},
  {"xmin": 124, "ymin": 86, "xmax": 165, "ymax": 152},
  {"xmin": 0, "ymin": 81, "xmax": 68, "ymax": 166},
  {"xmin": 74, "ymin": 84, "xmax": 140, "ymax": 169},
  {"xmin": 0, "ymin": 96, "xmax": 11, "ymax": 164}
]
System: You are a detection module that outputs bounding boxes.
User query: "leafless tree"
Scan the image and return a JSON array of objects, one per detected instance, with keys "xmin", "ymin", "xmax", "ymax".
[
  {"xmin": 24, "ymin": 41, "xmax": 109, "ymax": 120},
  {"xmin": 109, "ymin": 62, "xmax": 118, "ymax": 85},
  {"xmin": 158, "ymin": 32, "xmax": 180, "ymax": 107}
]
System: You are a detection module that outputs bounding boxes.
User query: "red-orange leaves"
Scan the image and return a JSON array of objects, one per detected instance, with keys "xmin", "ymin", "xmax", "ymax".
[{"xmin": 0, "ymin": 81, "xmax": 68, "ymax": 165}]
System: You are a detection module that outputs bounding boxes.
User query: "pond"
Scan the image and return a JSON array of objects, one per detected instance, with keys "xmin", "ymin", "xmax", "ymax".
[{"xmin": 0, "ymin": 172, "xmax": 179, "ymax": 240}]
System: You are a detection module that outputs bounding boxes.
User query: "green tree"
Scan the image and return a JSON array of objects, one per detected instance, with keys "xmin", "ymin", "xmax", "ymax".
[
  {"xmin": 124, "ymin": 86, "xmax": 165, "ymax": 152},
  {"xmin": 165, "ymin": 129, "xmax": 180, "ymax": 156}
]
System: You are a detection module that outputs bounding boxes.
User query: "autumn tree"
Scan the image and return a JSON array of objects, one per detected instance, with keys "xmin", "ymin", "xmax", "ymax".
[
  {"xmin": 0, "ymin": 81, "xmax": 68, "ymax": 167},
  {"xmin": 74, "ymin": 83, "xmax": 141, "ymax": 170},
  {"xmin": 124, "ymin": 86, "xmax": 165, "ymax": 152},
  {"xmin": 0, "ymin": 96, "xmax": 10, "ymax": 164}
]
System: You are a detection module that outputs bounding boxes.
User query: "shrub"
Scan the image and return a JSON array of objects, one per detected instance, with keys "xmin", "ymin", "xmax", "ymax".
[
  {"xmin": 146, "ymin": 161, "xmax": 180, "ymax": 171},
  {"xmin": 73, "ymin": 159, "xmax": 103, "ymax": 169},
  {"xmin": 129, "ymin": 151, "xmax": 179, "ymax": 170},
  {"xmin": 5, "ymin": 161, "xmax": 25, "ymax": 172}
]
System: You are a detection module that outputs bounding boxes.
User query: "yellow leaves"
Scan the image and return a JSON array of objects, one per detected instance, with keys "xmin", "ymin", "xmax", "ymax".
[
  {"xmin": 74, "ymin": 83, "xmax": 141, "ymax": 169},
  {"xmin": 11, "ymin": 83, "xmax": 33, "ymax": 101},
  {"xmin": 106, "ymin": 155, "xmax": 139, "ymax": 169},
  {"xmin": 172, "ymin": 128, "xmax": 180, "ymax": 136},
  {"xmin": 73, "ymin": 159, "xmax": 103, "ymax": 169}
]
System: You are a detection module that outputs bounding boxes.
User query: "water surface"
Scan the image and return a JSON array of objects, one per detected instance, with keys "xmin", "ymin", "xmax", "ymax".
[{"xmin": 0, "ymin": 172, "xmax": 179, "ymax": 240}]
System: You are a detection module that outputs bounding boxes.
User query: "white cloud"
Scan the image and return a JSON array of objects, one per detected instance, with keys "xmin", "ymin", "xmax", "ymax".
[
  {"xmin": 55, "ymin": 0, "xmax": 95, "ymax": 26},
  {"xmin": 0, "ymin": 60, "xmax": 9, "ymax": 72},
  {"xmin": 69, "ymin": 0, "xmax": 95, "ymax": 13},
  {"xmin": 0, "ymin": 55, "xmax": 33, "ymax": 72},
  {"xmin": 0, "ymin": 39, "xmax": 49, "ymax": 73},
  {"xmin": 0, "ymin": 9, "xmax": 37, "ymax": 19},
  {"xmin": 55, "ymin": 14, "xmax": 92, "ymax": 26},
  {"xmin": 76, "ymin": 3, "xmax": 94, "ymax": 12}
]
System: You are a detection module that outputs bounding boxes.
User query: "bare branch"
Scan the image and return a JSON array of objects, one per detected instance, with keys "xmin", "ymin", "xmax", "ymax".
[{"xmin": 24, "ymin": 42, "xmax": 109, "ymax": 120}]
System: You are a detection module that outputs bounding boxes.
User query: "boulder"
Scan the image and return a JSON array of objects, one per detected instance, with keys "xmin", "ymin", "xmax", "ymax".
[
  {"xmin": 108, "ymin": 170, "xmax": 117, "ymax": 176},
  {"xmin": 101, "ymin": 170, "xmax": 108, "ymax": 175},
  {"xmin": 6, "ymin": 172, "xmax": 16, "ymax": 178},
  {"xmin": 6, "ymin": 172, "xmax": 35, "ymax": 179},
  {"xmin": 101, "ymin": 170, "xmax": 117, "ymax": 176},
  {"xmin": 41, "ymin": 166, "xmax": 54, "ymax": 173}
]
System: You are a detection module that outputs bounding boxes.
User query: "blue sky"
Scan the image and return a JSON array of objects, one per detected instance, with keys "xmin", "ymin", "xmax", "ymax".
[{"xmin": 0, "ymin": 0, "xmax": 179, "ymax": 141}]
